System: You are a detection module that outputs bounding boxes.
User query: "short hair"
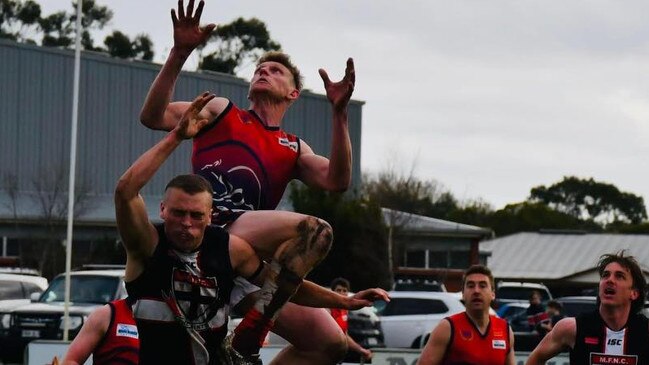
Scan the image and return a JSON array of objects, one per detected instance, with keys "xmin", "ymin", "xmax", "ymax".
[
  {"xmin": 257, "ymin": 51, "xmax": 303, "ymax": 91},
  {"xmin": 330, "ymin": 277, "xmax": 350, "ymax": 291},
  {"xmin": 165, "ymin": 174, "xmax": 212, "ymax": 195},
  {"xmin": 546, "ymin": 300, "xmax": 562, "ymax": 311},
  {"xmin": 529, "ymin": 290, "xmax": 542, "ymax": 300},
  {"xmin": 462, "ymin": 265, "xmax": 495, "ymax": 290},
  {"xmin": 597, "ymin": 250, "xmax": 647, "ymax": 314}
]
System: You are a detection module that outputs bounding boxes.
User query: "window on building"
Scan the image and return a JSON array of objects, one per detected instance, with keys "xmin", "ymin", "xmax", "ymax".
[{"xmin": 404, "ymin": 248, "xmax": 470, "ymax": 269}]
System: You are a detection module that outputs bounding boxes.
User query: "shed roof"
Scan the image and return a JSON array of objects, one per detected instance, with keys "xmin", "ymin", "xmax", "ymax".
[
  {"xmin": 481, "ymin": 232, "xmax": 649, "ymax": 279},
  {"xmin": 382, "ymin": 208, "xmax": 492, "ymax": 238}
]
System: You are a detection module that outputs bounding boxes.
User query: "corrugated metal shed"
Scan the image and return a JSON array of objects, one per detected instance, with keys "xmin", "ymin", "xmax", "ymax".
[
  {"xmin": 481, "ymin": 232, "xmax": 649, "ymax": 280},
  {"xmin": 0, "ymin": 39, "xmax": 363, "ymax": 230}
]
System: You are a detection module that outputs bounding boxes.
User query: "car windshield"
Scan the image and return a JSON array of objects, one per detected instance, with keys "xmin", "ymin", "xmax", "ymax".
[{"xmin": 39, "ymin": 275, "xmax": 119, "ymax": 304}]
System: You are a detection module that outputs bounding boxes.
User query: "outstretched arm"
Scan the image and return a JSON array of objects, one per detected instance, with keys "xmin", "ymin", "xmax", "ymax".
[
  {"xmin": 297, "ymin": 58, "xmax": 355, "ymax": 192},
  {"xmin": 291, "ymin": 282, "xmax": 389, "ymax": 309},
  {"xmin": 139, "ymin": 0, "xmax": 225, "ymax": 131},
  {"xmin": 116, "ymin": 92, "xmax": 215, "ymax": 281},
  {"xmin": 62, "ymin": 305, "xmax": 111, "ymax": 365},
  {"xmin": 526, "ymin": 318, "xmax": 575, "ymax": 365}
]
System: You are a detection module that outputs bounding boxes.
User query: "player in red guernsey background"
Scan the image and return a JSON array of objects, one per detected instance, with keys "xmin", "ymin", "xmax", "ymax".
[
  {"xmin": 139, "ymin": 1, "xmax": 363, "ymax": 363},
  {"xmin": 62, "ymin": 299, "xmax": 139, "ymax": 365},
  {"xmin": 417, "ymin": 265, "xmax": 516, "ymax": 365}
]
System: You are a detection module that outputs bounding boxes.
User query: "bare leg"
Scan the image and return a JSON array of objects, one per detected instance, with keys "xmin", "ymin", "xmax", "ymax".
[
  {"xmin": 269, "ymin": 304, "xmax": 347, "ymax": 365},
  {"xmin": 228, "ymin": 211, "xmax": 333, "ymax": 357}
]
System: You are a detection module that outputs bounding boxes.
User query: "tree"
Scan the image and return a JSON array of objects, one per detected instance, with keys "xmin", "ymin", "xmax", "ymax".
[
  {"xmin": 529, "ymin": 176, "xmax": 647, "ymax": 225},
  {"xmin": 104, "ymin": 30, "xmax": 154, "ymax": 61},
  {"xmin": 40, "ymin": 0, "xmax": 112, "ymax": 51},
  {"xmin": 0, "ymin": 0, "xmax": 41, "ymax": 43},
  {"xmin": 36, "ymin": 0, "xmax": 154, "ymax": 60},
  {"xmin": 362, "ymin": 171, "xmax": 458, "ymax": 219},
  {"xmin": 199, "ymin": 17, "xmax": 281, "ymax": 75},
  {"xmin": 290, "ymin": 183, "xmax": 392, "ymax": 290}
]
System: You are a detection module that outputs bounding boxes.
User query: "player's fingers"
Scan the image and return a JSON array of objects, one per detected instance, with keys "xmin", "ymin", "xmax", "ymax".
[
  {"xmin": 178, "ymin": 0, "xmax": 185, "ymax": 19},
  {"xmin": 186, "ymin": 0, "xmax": 195, "ymax": 18},
  {"xmin": 318, "ymin": 68, "xmax": 331, "ymax": 85}
]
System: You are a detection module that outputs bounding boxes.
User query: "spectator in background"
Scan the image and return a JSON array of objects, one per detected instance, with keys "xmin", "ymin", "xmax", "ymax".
[
  {"xmin": 328, "ymin": 277, "xmax": 373, "ymax": 362},
  {"xmin": 526, "ymin": 290, "xmax": 547, "ymax": 332},
  {"xmin": 537, "ymin": 300, "xmax": 564, "ymax": 337}
]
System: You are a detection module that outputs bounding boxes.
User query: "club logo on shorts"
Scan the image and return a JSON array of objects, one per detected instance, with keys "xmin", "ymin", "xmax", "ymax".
[{"xmin": 116, "ymin": 323, "xmax": 138, "ymax": 339}]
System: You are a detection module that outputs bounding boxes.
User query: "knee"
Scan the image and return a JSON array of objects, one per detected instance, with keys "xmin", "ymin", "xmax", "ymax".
[{"xmin": 301, "ymin": 217, "xmax": 333, "ymax": 260}]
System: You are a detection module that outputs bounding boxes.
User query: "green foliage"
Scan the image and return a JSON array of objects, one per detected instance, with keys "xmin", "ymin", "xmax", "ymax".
[
  {"xmin": 199, "ymin": 17, "xmax": 281, "ymax": 75},
  {"xmin": 530, "ymin": 176, "xmax": 647, "ymax": 225},
  {"xmin": 0, "ymin": 0, "xmax": 41, "ymax": 42},
  {"xmin": 362, "ymin": 171, "xmax": 457, "ymax": 219},
  {"xmin": 290, "ymin": 183, "xmax": 392, "ymax": 290},
  {"xmin": 39, "ymin": 0, "xmax": 113, "ymax": 51},
  {"xmin": 104, "ymin": 31, "xmax": 154, "ymax": 61},
  {"xmin": 3, "ymin": 0, "xmax": 154, "ymax": 61}
]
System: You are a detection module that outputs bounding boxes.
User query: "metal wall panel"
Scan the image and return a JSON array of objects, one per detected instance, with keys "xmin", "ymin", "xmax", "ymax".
[{"xmin": 0, "ymin": 39, "xmax": 363, "ymax": 224}]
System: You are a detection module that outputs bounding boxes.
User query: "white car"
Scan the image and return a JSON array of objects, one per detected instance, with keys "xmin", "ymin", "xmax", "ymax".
[
  {"xmin": 374, "ymin": 291, "xmax": 465, "ymax": 348},
  {"xmin": 0, "ymin": 273, "xmax": 48, "ymax": 300}
]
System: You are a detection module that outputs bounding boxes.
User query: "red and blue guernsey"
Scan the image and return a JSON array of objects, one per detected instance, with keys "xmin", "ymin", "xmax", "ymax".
[
  {"xmin": 192, "ymin": 101, "xmax": 300, "ymax": 226},
  {"xmin": 93, "ymin": 299, "xmax": 139, "ymax": 365},
  {"xmin": 442, "ymin": 312, "xmax": 511, "ymax": 365}
]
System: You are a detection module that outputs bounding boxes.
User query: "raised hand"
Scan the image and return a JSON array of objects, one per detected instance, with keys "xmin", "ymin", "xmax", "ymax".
[
  {"xmin": 319, "ymin": 58, "xmax": 356, "ymax": 113},
  {"xmin": 175, "ymin": 92, "xmax": 215, "ymax": 139},
  {"xmin": 170, "ymin": 0, "xmax": 216, "ymax": 52}
]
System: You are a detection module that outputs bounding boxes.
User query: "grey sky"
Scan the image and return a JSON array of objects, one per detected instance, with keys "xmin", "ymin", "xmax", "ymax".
[{"xmin": 40, "ymin": 0, "xmax": 649, "ymax": 209}]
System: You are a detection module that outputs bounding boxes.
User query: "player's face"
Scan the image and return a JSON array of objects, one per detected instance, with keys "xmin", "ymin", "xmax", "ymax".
[
  {"xmin": 462, "ymin": 273, "xmax": 495, "ymax": 313},
  {"xmin": 599, "ymin": 262, "xmax": 639, "ymax": 308},
  {"xmin": 160, "ymin": 188, "xmax": 212, "ymax": 252},
  {"xmin": 248, "ymin": 61, "xmax": 298, "ymax": 102}
]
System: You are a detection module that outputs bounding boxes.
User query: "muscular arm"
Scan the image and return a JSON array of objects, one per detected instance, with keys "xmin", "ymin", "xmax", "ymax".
[
  {"xmin": 526, "ymin": 318, "xmax": 576, "ymax": 365},
  {"xmin": 139, "ymin": 0, "xmax": 224, "ymax": 131},
  {"xmin": 117, "ymin": 93, "xmax": 214, "ymax": 281},
  {"xmin": 417, "ymin": 319, "xmax": 451, "ymax": 365},
  {"xmin": 296, "ymin": 58, "xmax": 355, "ymax": 192},
  {"xmin": 62, "ymin": 305, "xmax": 111, "ymax": 365}
]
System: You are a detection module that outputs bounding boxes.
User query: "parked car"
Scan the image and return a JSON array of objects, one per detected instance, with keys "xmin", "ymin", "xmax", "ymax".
[
  {"xmin": 497, "ymin": 302, "xmax": 530, "ymax": 333},
  {"xmin": 556, "ymin": 296, "xmax": 597, "ymax": 317},
  {"xmin": 495, "ymin": 281, "xmax": 552, "ymax": 308},
  {"xmin": 0, "ymin": 268, "xmax": 126, "ymax": 363},
  {"xmin": 373, "ymin": 291, "xmax": 465, "ymax": 348},
  {"xmin": 393, "ymin": 279, "xmax": 446, "ymax": 292},
  {"xmin": 0, "ymin": 273, "xmax": 48, "ymax": 300}
]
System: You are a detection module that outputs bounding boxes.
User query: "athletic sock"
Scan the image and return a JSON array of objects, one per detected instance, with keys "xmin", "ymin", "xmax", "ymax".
[{"xmin": 232, "ymin": 261, "xmax": 303, "ymax": 356}]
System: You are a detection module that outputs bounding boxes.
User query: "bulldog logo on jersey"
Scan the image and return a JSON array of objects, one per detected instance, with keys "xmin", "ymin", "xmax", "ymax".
[
  {"xmin": 168, "ymin": 268, "xmax": 225, "ymax": 331},
  {"xmin": 200, "ymin": 165, "xmax": 261, "ymax": 214}
]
